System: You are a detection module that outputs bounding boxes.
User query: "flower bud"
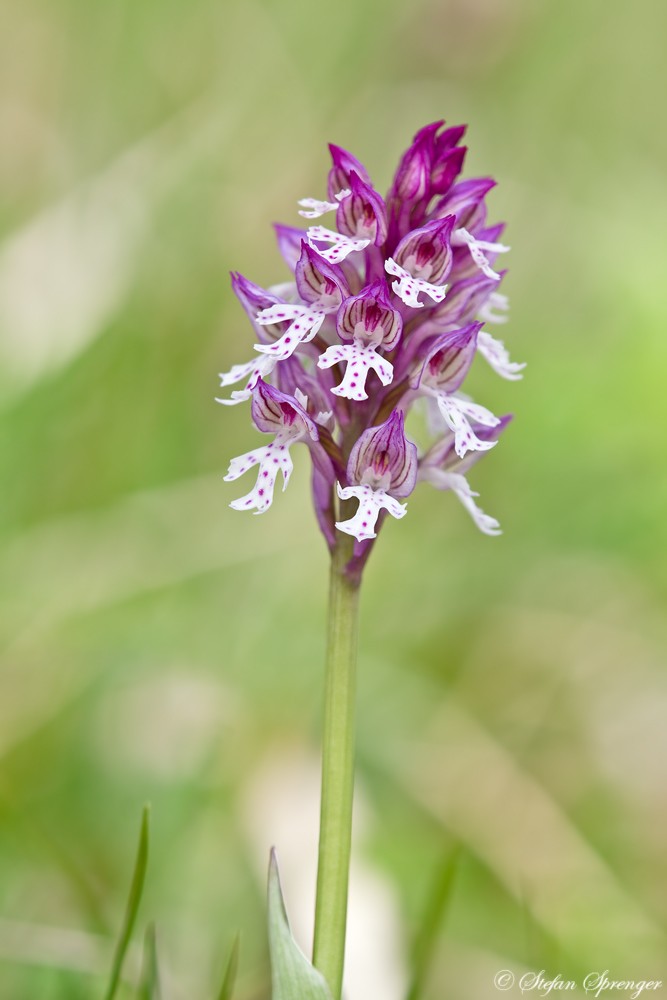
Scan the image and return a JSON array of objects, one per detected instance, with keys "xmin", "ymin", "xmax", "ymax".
[
  {"xmin": 430, "ymin": 145, "xmax": 467, "ymax": 196},
  {"xmin": 433, "ymin": 124, "xmax": 467, "ymax": 159},
  {"xmin": 327, "ymin": 144, "xmax": 372, "ymax": 201},
  {"xmin": 389, "ymin": 121, "xmax": 442, "ymax": 203}
]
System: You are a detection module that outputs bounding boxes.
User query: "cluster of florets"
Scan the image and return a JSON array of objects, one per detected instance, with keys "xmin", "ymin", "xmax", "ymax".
[{"xmin": 218, "ymin": 120, "xmax": 524, "ymax": 573}]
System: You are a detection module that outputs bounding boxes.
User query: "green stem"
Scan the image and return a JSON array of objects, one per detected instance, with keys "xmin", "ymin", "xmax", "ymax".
[{"xmin": 312, "ymin": 524, "xmax": 360, "ymax": 1000}]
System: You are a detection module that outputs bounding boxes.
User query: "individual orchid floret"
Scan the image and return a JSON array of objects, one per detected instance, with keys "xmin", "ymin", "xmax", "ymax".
[
  {"xmin": 336, "ymin": 171, "xmax": 388, "ymax": 246},
  {"xmin": 336, "ymin": 410, "xmax": 417, "ymax": 541},
  {"xmin": 318, "ymin": 280, "xmax": 402, "ymax": 401},
  {"xmin": 394, "ymin": 217, "xmax": 455, "ymax": 284},
  {"xmin": 384, "ymin": 217, "xmax": 455, "ymax": 307},
  {"xmin": 413, "ymin": 324, "xmax": 501, "ymax": 457},
  {"xmin": 385, "ymin": 257, "xmax": 448, "ymax": 308},
  {"xmin": 297, "ymin": 189, "xmax": 351, "ymax": 219},
  {"xmin": 327, "ymin": 144, "xmax": 372, "ymax": 201},
  {"xmin": 478, "ymin": 290, "xmax": 509, "ymax": 324},
  {"xmin": 224, "ymin": 380, "xmax": 318, "ymax": 513},
  {"xmin": 307, "ymin": 226, "xmax": 371, "ymax": 264},
  {"xmin": 451, "ymin": 226, "xmax": 510, "ymax": 280},
  {"xmin": 477, "ymin": 330, "xmax": 526, "ymax": 381},
  {"xmin": 255, "ymin": 245, "xmax": 349, "ymax": 362}
]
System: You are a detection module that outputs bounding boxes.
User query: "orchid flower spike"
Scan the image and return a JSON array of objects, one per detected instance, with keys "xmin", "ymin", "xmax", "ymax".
[{"xmin": 218, "ymin": 120, "xmax": 522, "ymax": 562}]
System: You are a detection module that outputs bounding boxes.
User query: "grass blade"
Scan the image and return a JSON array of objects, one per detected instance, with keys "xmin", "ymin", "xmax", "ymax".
[
  {"xmin": 406, "ymin": 843, "xmax": 460, "ymax": 1000},
  {"xmin": 135, "ymin": 922, "xmax": 160, "ymax": 1000},
  {"xmin": 104, "ymin": 805, "xmax": 150, "ymax": 1000},
  {"xmin": 217, "ymin": 932, "xmax": 240, "ymax": 1000}
]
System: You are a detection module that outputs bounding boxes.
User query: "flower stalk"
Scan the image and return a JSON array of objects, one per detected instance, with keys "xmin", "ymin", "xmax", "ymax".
[{"xmin": 313, "ymin": 518, "xmax": 360, "ymax": 1000}]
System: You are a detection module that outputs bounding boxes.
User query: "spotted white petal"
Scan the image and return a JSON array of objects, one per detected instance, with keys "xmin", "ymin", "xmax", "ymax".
[
  {"xmin": 297, "ymin": 190, "xmax": 350, "ymax": 219},
  {"xmin": 307, "ymin": 226, "xmax": 370, "ymax": 264},
  {"xmin": 298, "ymin": 197, "xmax": 339, "ymax": 219},
  {"xmin": 423, "ymin": 469, "xmax": 501, "ymax": 536},
  {"xmin": 451, "ymin": 227, "xmax": 510, "ymax": 281},
  {"xmin": 477, "ymin": 330, "xmax": 526, "ymax": 381},
  {"xmin": 216, "ymin": 354, "xmax": 277, "ymax": 405},
  {"xmin": 384, "ymin": 257, "xmax": 448, "ymax": 309},
  {"xmin": 434, "ymin": 392, "xmax": 500, "ymax": 459},
  {"xmin": 255, "ymin": 304, "xmax": 327, "ymax": 361},
  {"xmin": 318, "ymin": 341, "xmax": 393, "ymax": 401},
  {"xmin": 335, "ymin": 482, "xmax": 407, "ymax": 541},
  {"xmin": 224, "ymin": 438, "xmax": 296, "ymax": 514},
  {"xmin": 478, "ymin": 291, "xmax": 509, "ymax": 324}
]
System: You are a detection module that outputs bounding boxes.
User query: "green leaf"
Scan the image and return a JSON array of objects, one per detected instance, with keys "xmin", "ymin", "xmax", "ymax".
[
  {"xmin": 217, "ymin": 932, "xmax": 240, "ymax": 1000},
  {"xmin": 406, "ymin": 842, "xmax": 460, "ymax": 1000},
  {"xmin": 135, "ymin": 922, "xmax": 160, "ymax": 1000},
  {"xmin": 104, "ymin": 805, "xmax": 150, "ymax": 1000},
  {"xmin": 268, "ymin": 849, "xmax": 333, "ymax": 1000}
]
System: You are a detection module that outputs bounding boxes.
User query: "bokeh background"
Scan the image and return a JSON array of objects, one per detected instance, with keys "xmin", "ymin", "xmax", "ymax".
[{"xmin": 1, "ymin": 0, "xmax": 666, "ymax": 996}]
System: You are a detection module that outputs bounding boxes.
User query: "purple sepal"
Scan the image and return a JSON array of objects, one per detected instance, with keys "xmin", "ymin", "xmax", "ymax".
[
  {"xmin": 295, "ymin": 242, "xmax": 350, "ymax": 307},
  {"xmin": 434, "ymin": 124, "xmax": 467, "ymax": 158},
  {"xmin": 422, "ymin": 413, "xmax": 512, "ymax": 474},
  {"xmin": 231, "ymin": 272, "xmax": 286, "ymax": 344},
  {"xmin": 430, "ymin": 145, "xmax": 467, "ymax": 196},
  {"xmin": 336, "ymin": 279, "xmax": 402, "ymax": 350},
  {"xmin": 327, "ymin": 144, "xmax": 372, "ymax": 200},
  {"xmin": 336, "ymin": 171, "xmax": 388, "ymax": 246},
  {"xmin": 394, "ymin": 216, "xmax": 455, "ymax": 285},
  {"xmin": 251, "ymin": 379, "xmax": 319, "ymax": 440},
  {"xmin": 274, "ymin": 224, "xmax": 308, "ymax": 273},
  {"xmin": 430, "ymin": 177, "xmax": 496, "ymax": 226},
  {"xmin": 411, "ymin": 322, "xmax": 482, "ymax": 393},
  {"xmin": 429, "ymin": 271, "xmax": 504, "ymax": 327},
  {"xmin": 347, "ymin": 409, "xmax": 418, "ymax": 498}
]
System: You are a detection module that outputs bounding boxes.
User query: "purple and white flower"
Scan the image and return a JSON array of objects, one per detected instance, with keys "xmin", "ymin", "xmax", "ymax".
[
  {"xmin": 336, "ymin": 410, "xmax": 417, "ymax": 541},
  {"xmin": 218, "ymin": 121, "xmax": 524, "ymax": 563},
  {"xmin": 317, "ymin": 280, "xmax": 402, "ymax": 401},
  {"xmin": 224, "ymin": 380, "xmax": 319, "ymax": 513}
]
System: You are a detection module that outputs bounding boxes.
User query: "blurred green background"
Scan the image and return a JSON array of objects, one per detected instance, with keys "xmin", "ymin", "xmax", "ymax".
[{"xmin": 0, "ymin": 0, "xmax": 666, "ymax": 996}]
